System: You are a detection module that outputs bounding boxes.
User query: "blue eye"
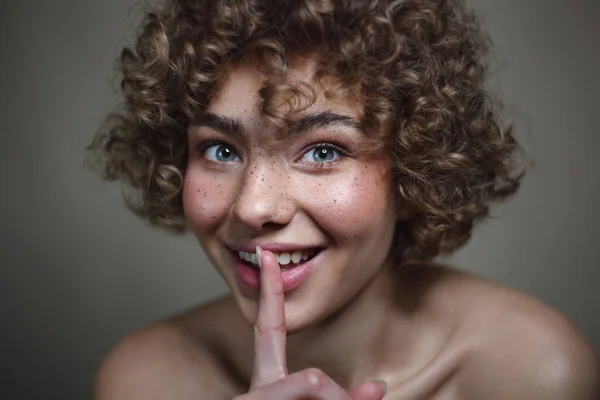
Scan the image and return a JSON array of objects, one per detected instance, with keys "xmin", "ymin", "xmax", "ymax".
[
  {"xmin": 301, "ymin": 146, "xmax": 340, "ymax": 163},
  {"xmin": 204, "ymin": 144, "xmax": 238, "ymax": 163}
]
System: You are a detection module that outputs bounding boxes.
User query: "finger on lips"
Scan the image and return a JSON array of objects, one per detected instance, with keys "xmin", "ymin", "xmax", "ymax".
[
  {"xmin": 250, "ymin": 246, "xmax": 288, "ymax": 389},
  {"xmin": 247, "ymin": 247, "xmax": 387, "ymax": 400}
]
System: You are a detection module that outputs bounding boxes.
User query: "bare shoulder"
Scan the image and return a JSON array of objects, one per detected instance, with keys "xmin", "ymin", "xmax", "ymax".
[
  {"xmin": 431, "ymin": 267, "xmax": 600, "ymax": 399},
  {"xmin": 94, "ymin": 297, "xmax": 247, "ymax": 400}
]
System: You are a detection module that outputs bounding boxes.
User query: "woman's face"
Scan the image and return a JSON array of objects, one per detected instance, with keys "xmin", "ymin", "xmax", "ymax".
[{"xmin": 183, "ymin": 60, "xmax": 397, "ymax": 333}]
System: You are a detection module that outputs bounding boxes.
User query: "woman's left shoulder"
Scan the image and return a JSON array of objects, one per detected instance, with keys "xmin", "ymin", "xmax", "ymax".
[{"xmin": 435, "ymin": 267, "xmax": 600, "ymax": 399}]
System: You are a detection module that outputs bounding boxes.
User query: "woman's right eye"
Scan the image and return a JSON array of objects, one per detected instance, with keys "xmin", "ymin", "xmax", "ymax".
[{"xmin": 202, "ymin": 143, "xmax": 239, "ymax": 163}]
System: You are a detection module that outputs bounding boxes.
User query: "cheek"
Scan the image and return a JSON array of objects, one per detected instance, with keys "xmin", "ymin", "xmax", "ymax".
[
  {"xmin": 182, "ymin": 167, "xmax": 236, "ymax": 232},
  {"xmin": 298, "ymin": 163, "xmax": 394, "ymax": 239}
]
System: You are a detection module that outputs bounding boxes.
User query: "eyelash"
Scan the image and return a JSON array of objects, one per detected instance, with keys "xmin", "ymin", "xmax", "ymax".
[
  {"xmin": 195, "ymin": 139, "xmax": 237, "ymax": 160},
  {"xmin": 300, "ymin": 142, "xmax": 350, "ymax": 168},
  {"xmin": 196, "ymin": 140, "xmax": 229, "ymax": 153},
  {"xmin": 194, "ymin": 140, "xmax": 351, "ymax": 166}
]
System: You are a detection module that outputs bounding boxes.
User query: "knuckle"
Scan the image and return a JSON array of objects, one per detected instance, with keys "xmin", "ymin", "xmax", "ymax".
[
  {"xmin": 260, "ymin": 284, "xmax": 285, "ymax": 299},
  {"xmin": 271, "ymin": 320, "xmax": 287, "ymax": 334},
  {"xmin": 254, "ymin": 321, "xmax": 286, "ymax": 335},
  {"xmin": 271, "ymin": 285, "xmax": 285, "ymax": 298},
  {"xmin": 303, "ymin": 368, "xmax": 328, "ymax": 392}
]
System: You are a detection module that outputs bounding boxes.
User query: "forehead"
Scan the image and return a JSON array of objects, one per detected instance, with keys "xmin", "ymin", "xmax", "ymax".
[{"xmin": 206, "ymin": 57, "xmax": 363, "ymax": 128}]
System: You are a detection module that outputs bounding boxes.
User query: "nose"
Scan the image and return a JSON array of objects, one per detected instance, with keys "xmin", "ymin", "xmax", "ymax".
[{"xmin": 231, "ymin": 161, "xmax": 296, "ymax": 230}]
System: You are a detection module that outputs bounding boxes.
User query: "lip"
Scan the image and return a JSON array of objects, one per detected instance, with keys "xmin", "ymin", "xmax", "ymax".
[
  {"xmin": 228, "ymin": 247, "xmax": 323, "ymax": 292},
  {"xmin": 226, "ymin": 242, "xmax": 323, "ymax": 254}
]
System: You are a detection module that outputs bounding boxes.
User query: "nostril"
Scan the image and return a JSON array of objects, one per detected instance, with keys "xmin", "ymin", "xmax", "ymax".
[{"xmin": 260, "ymin": 221, "xmax": 287, "ymax": 230}]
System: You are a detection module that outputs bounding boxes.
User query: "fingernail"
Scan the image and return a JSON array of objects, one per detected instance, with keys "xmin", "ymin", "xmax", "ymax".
[
  {"xmin": 375, "ymin": 379, "xmax": 387, "ymax": 396},
  {"xmin": 256, "ymin": 246, "xmax": 263, "ymax": 269}
]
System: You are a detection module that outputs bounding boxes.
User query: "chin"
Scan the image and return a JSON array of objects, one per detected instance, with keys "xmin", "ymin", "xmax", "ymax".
[
  {"xmin": 231, "ymin": 286, "xmax": 330, "ymax": 335},
  {"xmin": 283, "ymin": 318, "xmax": 314, "ymax": 336}
]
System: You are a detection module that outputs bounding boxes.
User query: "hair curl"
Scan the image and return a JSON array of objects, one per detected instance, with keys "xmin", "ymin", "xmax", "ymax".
[{"xmin": 88, "ymin": 0, "xmax": 526, "ymax": 264}]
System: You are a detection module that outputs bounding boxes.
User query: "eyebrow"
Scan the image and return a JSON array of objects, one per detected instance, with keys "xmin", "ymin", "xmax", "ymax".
[
  {"xmin": 197, "ymin": 111, "xmax": 363, "ymax": 137},
  {"xmin": 196, "ymin": 112, "xmax": 245, "ymax": 137},
  {"xmin": 290, "ymin": 111, "xmax": 363, "ymax": 135}
]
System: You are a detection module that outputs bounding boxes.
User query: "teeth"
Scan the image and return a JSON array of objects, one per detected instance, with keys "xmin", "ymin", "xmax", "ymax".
[
  {"xmin": 291, "ymin": 251, "xmax": 302, "ymax": 264},
  {"xmin": 278, "ymin": 252, "xmax": 291, "ymax": 265},
  {"xmin": 238, "ymin": 249, "xmax": 317, "ymax": 267}
]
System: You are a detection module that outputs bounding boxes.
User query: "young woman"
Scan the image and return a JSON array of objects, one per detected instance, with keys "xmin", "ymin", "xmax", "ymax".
[{"xmin": 89, "ymin": 0, "xmax": 599, "ymax": 398}]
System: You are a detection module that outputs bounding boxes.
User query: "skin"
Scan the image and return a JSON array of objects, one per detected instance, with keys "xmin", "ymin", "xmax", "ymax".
[
  {"xmin": 94, "ymin": 59, "xmax": 600, "ymax": 399},
  {"xmin": 242, "ymin": 247, "xmax": 386, "ymax": 399},
  {"xmin": 182, "ymin": 57, "xmax": 397, "ymax": 336}
]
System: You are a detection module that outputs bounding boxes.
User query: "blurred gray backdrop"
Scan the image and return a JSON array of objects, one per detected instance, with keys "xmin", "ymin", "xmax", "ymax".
[{"xmin": 1, "ymin": 0, "xmax": 598, "ymax": 399}]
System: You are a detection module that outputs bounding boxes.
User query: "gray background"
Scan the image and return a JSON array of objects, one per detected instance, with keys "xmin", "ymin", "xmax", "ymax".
[{"xmin": 1, "ymin": 0, "xmax": 598, "ymax": 399}]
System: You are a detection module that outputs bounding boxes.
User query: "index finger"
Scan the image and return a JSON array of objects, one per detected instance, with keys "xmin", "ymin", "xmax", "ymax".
[{"xmin": 250, "ymin": 246, "xmax": 287, "ymax": 389}]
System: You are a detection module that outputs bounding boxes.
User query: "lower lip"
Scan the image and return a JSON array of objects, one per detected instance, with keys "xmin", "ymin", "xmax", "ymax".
[{"xmin": 231, "ymin": 250, "xmax": 321, "ymax": 292}]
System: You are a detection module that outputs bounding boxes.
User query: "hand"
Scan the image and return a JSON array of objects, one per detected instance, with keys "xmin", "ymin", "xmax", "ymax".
[{"xmin": 233, "ymin": 246, "xmax": 387, "ymax": 400}]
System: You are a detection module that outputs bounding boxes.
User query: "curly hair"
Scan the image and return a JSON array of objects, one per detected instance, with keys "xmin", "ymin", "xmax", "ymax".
[{"xmin": 88, "ymin": 0, "xmax": 525, "ymax": 264}]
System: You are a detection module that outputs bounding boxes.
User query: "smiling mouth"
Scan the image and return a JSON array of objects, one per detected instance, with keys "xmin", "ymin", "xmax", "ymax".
[{"xmin": 236, "ymin": 248, "xmax": 322, "ymax": 271}]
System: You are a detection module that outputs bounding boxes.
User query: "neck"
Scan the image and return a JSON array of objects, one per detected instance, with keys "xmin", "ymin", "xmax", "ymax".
[{"xmin": 285, "ymin": 260, "xmax": 422, "ymax": 389}]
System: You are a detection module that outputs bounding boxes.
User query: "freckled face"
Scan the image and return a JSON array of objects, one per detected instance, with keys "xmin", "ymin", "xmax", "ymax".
[{"xmin": 182, "ymin": 61, "xmax": 397, "ymax": 333}]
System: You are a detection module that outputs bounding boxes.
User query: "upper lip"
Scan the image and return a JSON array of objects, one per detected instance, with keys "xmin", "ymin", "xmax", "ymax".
[{"xmin": 226, "ymin": 242, "xmax": 324, "ymax": 253}]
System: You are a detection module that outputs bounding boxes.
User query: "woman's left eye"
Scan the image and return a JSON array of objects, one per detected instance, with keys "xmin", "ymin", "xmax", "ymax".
[
  {"xmin": 300, "ymin": 145, "xmax": 343, "ymax": 164},
  {"xmin": 203, "ymin": 143, "xmax": 239, "ymax": 163}
]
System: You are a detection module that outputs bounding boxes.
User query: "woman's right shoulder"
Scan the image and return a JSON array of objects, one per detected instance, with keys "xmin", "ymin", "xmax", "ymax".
[{"xmin": 94, "ymin": 297, "xmax": 248, "ymax": 400}]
